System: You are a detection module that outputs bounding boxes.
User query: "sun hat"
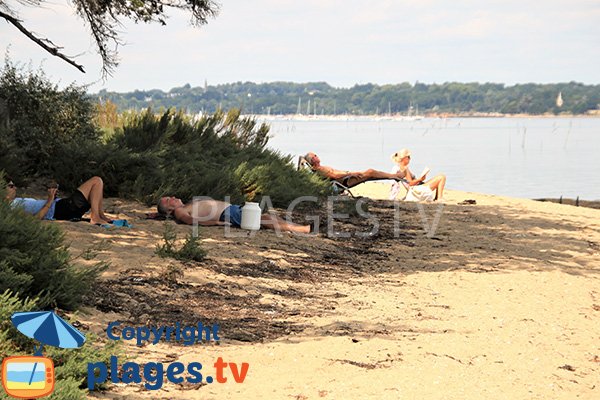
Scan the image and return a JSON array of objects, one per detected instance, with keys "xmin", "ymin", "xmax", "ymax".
[{"xmin": 391, "ymin": 148, "xmax": 411, "ymax": 162}]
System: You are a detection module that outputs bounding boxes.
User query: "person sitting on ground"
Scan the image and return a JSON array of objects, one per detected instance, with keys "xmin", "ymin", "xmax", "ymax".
[
  {"xmin": 4, "ymin": 175, "xmax": 113, "ymax": 224},
  {"xmin": 300, "ymin": 152, "xmax": 406, "ymax": 189},
  {"xmin": 157, "ymin": 196, "xmax": 312, "ymax": 234},
  {"xmin": 390, "ymin": 149, "xmax": 446, "ymax": 201}
]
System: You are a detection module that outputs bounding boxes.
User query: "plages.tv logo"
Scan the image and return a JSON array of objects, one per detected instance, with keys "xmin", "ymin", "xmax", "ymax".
[{"xmin": 1, "ymin": 311, "xmax": 85, "ymax": 399}]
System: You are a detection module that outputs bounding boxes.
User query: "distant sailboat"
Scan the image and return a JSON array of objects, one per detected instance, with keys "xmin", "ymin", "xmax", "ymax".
[
  {"xmin": 404, "ymin": 101, "xmax": 423, "ymax": 120},
  {"xmin": 556, "ymin": 92, "xmax": 563, "ymax": 107}
]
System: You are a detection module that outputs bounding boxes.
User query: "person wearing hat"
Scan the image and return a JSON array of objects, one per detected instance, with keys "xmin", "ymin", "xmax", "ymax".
[
  {"xmin": 390, "ymin": 149, "xmax": 446, "ymax": 201},
  {"xmin": 300, "ymin": 152, "xmax": 405, "ymax": 188}
]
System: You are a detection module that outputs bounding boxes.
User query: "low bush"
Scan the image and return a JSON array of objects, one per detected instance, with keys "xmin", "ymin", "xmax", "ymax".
[
  {"xmin": 0, "ymin": 59, "xmax": 100, "ymax": 190},
  {"xmin": 0, "ymin": 181, "xmax": 106, "ymax": 310},
  {"xmin": 106, "ymin": 108, "xmax": 329, "ymax": 206},
  {"xmin": 0, "ymin": 60, "xmax": 329, "ymax": 207},
  {"xmin": 0, "ymin": 290, "xmax": 120, "ymax": 400},
  {"xmin": 155, "ymin": 223, "xmax": 207, "ymax": 262}
]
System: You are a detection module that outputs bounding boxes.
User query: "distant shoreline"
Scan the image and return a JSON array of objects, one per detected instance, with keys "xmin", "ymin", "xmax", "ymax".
[
  {"xmin": 534, "ymin": 197, "xmax": 600, "ymax": 210},
  {"xmin": 351, "ymin": 184, "xmax": 600, "ymax": 207},
  {"xmin": 249, "ymin": 112, "xmax": 600, "ymax": 121}
]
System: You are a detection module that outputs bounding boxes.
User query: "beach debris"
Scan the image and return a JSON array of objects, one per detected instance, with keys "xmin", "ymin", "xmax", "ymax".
[
  {"xmin": 330, "ymin": 359, "xmax": 381, "ymax": 369},
  {"xmin": 176, "ymin": 381, "xmax": 206, "ymax": 390},
  {"xmin": 458, "ymin": 199, "xmax": 477, "ymax": 205},
  {"xmin": 558, "ymin": 364, "xmax": 576, "ymax": 371},
  {"xmin": 162, "ymin": 353, "xmax": 179, "ymax": 363},
  {"xmin": 426, "ymin": 352, "xmax": 473, "ymax": 365}
]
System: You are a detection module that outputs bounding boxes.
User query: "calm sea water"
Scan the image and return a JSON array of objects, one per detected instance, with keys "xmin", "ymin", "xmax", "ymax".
[{"xmin": 262, "ymin": 117, "xmax": 600, "ymax": 200}]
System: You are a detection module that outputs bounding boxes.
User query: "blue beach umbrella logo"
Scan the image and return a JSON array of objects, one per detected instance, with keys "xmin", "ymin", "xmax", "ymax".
[
  {"xmin": 1, "ymin": 311, "xmax": 86, "ymax": 399},
  {"xmin": 11, "ymin": 311, "xmax": 86, "ymax": 353}
]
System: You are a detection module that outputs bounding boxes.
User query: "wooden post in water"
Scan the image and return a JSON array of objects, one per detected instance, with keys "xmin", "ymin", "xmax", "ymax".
[{"xmin": 576, "ymin": 196, "xmax": 579, "ymax": 207}]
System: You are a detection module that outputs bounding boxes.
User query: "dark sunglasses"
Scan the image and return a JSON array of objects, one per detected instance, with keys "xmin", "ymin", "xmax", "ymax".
[{"xmin": 7, "ymin": 183, "xmax": 15, "ymax": 188}]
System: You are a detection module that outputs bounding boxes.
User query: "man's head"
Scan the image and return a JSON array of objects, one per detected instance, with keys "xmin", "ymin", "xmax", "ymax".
[
  {"xmin": 157, "ymin": 196, "xmax": 184, "ymax": 216},
  {"xmin": 3, "ymin": 174, "xmax": 16, "ymax": 201},
  {"xmin": 304, "ymin": 152, "xmax": 320, "ymax": 167}
]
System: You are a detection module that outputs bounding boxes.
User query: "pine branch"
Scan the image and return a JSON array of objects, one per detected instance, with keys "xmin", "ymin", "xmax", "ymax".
[{"xmin": 0, "ymin": 10, "xmax": 86, "ymax": 73}]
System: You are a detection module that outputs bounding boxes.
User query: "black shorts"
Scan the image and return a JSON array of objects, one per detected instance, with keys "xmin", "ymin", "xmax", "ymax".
[{"xmin": 54, "ymin": 190, "xmax": 91, "ymax": 220}]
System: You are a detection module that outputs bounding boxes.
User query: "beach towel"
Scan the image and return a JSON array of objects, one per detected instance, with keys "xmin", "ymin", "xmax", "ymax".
[{"xmin": 98, "ymin": 219, "xmax": 133, "ymax": 228}]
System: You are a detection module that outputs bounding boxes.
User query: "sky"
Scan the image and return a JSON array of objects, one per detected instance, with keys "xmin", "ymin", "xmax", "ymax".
[{"xmin": 1, "ymin": 0, "xmax": 599, "ymax": 92}]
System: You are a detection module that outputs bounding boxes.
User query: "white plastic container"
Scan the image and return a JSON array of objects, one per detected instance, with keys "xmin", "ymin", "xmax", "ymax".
[{"xmin": 240, "ymin": 202, "xmax": 261, "ymax": 230}]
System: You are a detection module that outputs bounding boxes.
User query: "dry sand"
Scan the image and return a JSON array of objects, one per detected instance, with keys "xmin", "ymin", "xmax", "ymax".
[{"xmin": 55, "ymin": 184, "xmax": 598, "ymax": 399}]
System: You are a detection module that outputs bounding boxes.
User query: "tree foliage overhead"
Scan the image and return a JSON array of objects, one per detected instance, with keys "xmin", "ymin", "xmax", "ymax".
[
  {"xmin": 0, "ymin": 0, "xmax": 219, "ymax": 76},
  {"xmin": 96, "ymin": 81, "xmax": 600, "ymax": 116}
]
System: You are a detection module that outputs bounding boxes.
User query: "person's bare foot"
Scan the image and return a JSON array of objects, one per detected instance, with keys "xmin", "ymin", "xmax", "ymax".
[
  {"xmin": 100, "ymin": 212, "xmax": 113, "ymax": 223},
  {"xmin": 90, "ymin": 217, "xmax": 106, "ymax": 225}
]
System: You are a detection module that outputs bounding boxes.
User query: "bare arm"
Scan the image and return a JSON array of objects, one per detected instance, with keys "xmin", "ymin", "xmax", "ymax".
[
  {"xmin": 174, "ymin": 207, "xmax": 225, "ymax": 226},
  {"xmin": 173, "ymin": 208, "xmax": 195, "ymax": 225},
  {"xmin": 404, "ymin": 169, "xmax": 425, "ymax": 186},
  {"xmin": 35, "ymin": 188, "xmax": 57, "ymax": 219}
]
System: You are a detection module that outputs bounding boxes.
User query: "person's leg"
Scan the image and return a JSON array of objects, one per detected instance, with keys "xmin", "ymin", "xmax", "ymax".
[
  {"xmin": 425, "ymin": 174, "xmax": 446, "ymax": 200},
  {"xmin": 77, "ymin": 176, "xmax": 111, "ymax": 223},
  {"xmin": 260, "ymin": 214, "xmax": 310, "ymax": 234},
  {"xmin": 345, "ymin": 169, "xmax": 401, "ymax": 187}
]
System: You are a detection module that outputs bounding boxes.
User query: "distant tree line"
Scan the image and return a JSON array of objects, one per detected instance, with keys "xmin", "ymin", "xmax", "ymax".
[{"xmin": 94, "ymin": 81, "xmax": 600, "ymax": 115}]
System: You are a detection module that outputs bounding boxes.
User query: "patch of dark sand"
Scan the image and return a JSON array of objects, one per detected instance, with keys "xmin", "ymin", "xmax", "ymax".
[{"xmin": 87, "ymin": 274, "xmax": 310, "ymax": 342}]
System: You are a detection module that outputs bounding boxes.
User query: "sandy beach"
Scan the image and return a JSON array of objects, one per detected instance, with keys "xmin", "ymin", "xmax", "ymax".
[{"xmin": 55, "ymin": 183, "xmax": 600, "ymax": 399}]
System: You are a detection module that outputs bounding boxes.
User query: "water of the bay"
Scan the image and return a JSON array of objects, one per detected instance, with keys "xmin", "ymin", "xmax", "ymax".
[{"xmin": 262, "ymin": 117, "xmax": 600, "ymax": 200}]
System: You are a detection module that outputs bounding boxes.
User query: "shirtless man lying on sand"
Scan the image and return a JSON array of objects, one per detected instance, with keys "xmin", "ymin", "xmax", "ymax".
[
  {"xmin": 300, "ymin": 152, "xmax": 405, "ymax": 188},
  {"xmin": 157, "ymin": 196, "xmax": 312, "ymax": 234}
]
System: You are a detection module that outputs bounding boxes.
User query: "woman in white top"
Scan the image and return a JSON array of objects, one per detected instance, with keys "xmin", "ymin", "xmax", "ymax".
[{"xmin": 389, "ymin": 149, "xmax": 446, "ymax": 201}]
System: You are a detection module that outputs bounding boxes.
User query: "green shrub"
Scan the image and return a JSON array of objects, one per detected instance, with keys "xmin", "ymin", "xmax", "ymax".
[
  {"xmin": 0, "ymin": 290, "xmax": 120, "ymax": 400},
  {"xmin": 0, "ymin": 182, "xmax": 106, "ymax": 310},
  {"xmin": 0, "ymin": 290, "xmax": 38, "ymax": 356},
  {"xmin": 0, "ymin": 179, "xmax": 117, "ymax": 399},
  {"xmin": 108, "ymin": 108, "xmax": 329, "ymax": 206},
  {"xmin": 177, "ymin": 233, "xmax": 208, "ymax": 262},
  {"xmin": 155, "ymin": 223, "xmax": 207, "ymax": 262},
  {"xmin": 0, "ymin": 61, "xmax": 328, "ymax": 208},
  {"xmin": 0, "ymin": 59, "xmax": 101, "ymax": 189}
]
